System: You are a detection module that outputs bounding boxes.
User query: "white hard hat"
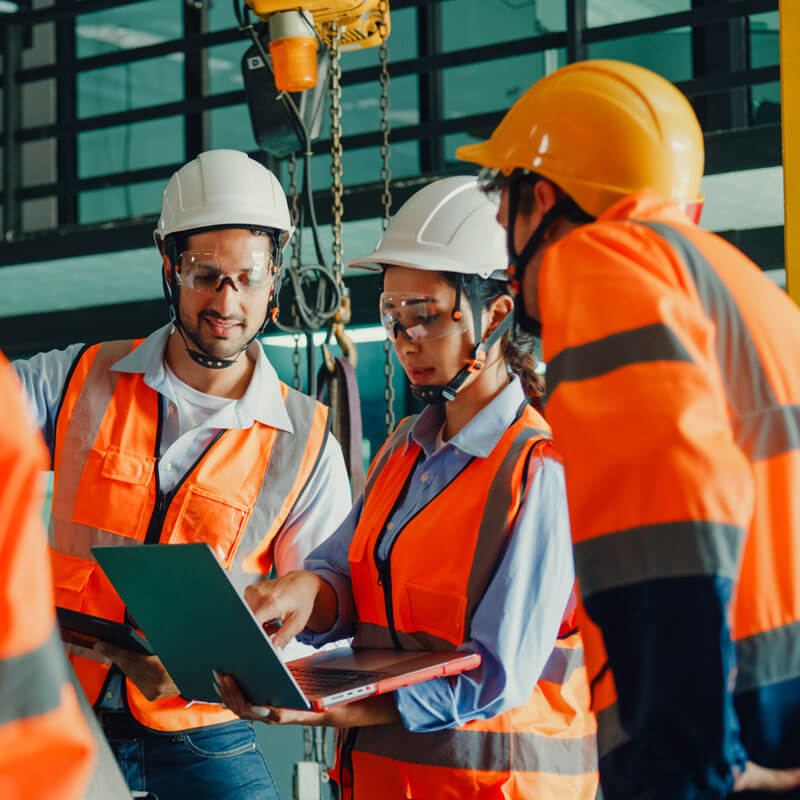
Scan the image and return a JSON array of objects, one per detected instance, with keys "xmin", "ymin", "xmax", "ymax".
[
  {"xmin": 348, "ymin": 176, "xmax": 508, "ymax": 279},
  {"xmin": 155, "ymin": 149, "xmax": 293, "ymax": 248}
]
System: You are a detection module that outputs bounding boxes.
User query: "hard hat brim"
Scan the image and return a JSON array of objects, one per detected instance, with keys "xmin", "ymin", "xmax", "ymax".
[
  {"xmin": 348, "ymin": 251, "xmax": 504, "ymax": 281},
  {"xmin": 455, "ymin": 140, "xmax": 507, "ymax": 171}
]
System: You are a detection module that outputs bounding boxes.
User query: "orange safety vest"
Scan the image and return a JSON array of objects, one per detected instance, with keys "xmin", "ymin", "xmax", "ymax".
[
  {"xmin": 540, "ymin": 190, "xmax": 800, "ymax": 768},
  {"xmin": 0, "ymin": 354, "xmax": 94, "ymax": 799},
  {"xmin": 336, "ymin": 406, "xmax": 598, "ymax": 799},
  {"xmin": 49, "ymin": 338, "xmax": 330, "ymax": 732}
]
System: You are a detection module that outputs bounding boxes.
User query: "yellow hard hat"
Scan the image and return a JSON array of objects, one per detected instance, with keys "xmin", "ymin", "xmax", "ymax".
[{"xmin": 456, "ymin": 59, "xmax": 704, "ymax": 220}]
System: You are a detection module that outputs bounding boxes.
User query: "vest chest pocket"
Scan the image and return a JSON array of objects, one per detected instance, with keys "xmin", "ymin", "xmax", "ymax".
[
  {"xmin": 50, "ymin": 550, "xmax": 96, "ymax": 612},
  {"xmin": 72, "ymin": 447, "xmax": 156, "ymax": 539},
  {"xmin": 168, "ymin": 486, "xmax": 250, "ymax": 568},
  {"xmin": 403, "ymin": 582, "xmax": 466, "ymax": 647}
]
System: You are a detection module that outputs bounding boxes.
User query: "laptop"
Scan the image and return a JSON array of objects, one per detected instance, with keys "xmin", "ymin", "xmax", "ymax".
[{"xmin": 92, "ymin": 543, "xmax": 481, "ymax": 711}]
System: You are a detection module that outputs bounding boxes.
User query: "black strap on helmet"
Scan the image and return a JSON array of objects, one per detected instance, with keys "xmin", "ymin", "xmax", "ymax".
[
  {"xmin": 410, "ymin": 276, "xmax": 515, "ymax": 405},
  {"xmin": 504, "ymin": 175, "xmax": 594, "ymax": 338}
]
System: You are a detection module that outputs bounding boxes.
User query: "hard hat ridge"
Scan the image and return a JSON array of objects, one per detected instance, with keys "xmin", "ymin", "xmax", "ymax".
[{"xmin": 349, "ymin": 175, "xmax": 509, "ymax": 279}]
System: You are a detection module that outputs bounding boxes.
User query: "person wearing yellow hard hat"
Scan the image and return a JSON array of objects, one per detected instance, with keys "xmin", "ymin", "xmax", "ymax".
[{"xmin": 458, "ymin": 59, "xmax": 800, "ymax": 799}]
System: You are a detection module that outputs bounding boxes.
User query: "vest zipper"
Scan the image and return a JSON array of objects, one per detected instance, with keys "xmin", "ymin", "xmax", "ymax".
[
  {"xmin": 143, "ymin": 408, "xmax": 226, "ymax": 545},
  {"xmin": 371, "ymin": 452, "xmax": 425, "ymax": 651},
  {"xmin": 374, "ymin": 552, "xmax": 401, "ymax": 650},
  {"xmin": 125, "ymin": 418, "xmax": 227, "ymax": 718},
  {"xmin": 143, "ymin": 399, "xmax": 166, "ymax": 544}
]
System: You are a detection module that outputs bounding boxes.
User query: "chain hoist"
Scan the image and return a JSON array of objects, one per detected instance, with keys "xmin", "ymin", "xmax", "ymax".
[
  {"xmin": 378, "ymin": 0, "xmax": 396, "ymax": 434},
  {"xmin": 328, "ymin": 26, "xmax": 345, "ymax": 295},
  {"xmin": 324, "ymin": 23, "xmax": 356, "ymax": 370}
]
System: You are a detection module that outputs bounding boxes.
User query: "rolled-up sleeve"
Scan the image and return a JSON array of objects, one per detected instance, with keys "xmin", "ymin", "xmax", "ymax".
[
  {"xmin": 395, "ymin": 459, "xmax": 574, "ymax": 732},
  {"xmin": 12, "ymin": 344, "xmax": 86, "ymax": 457}
]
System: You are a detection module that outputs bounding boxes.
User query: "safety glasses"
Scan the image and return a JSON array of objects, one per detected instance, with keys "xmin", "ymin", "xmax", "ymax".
[
  {"xmin": 379, "ymin": 292, "xmax": 469, "ymax": 343},
  {"xmin": 477, "ymin": 166, "xmax": 529, "ymax": 198},
  {"xmin": 176, "ymin": 251, "xmax": 275, "ymax": 295}
]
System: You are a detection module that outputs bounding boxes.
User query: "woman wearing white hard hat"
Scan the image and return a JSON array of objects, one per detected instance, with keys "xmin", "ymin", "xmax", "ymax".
[{"xmin": 217, "ymin": 176, "xmax": 598, "ymax": 799}]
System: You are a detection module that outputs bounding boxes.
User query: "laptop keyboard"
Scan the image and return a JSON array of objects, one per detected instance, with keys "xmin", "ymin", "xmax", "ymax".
[{"xmin": 288, "ymin": 666, "xmax": 389, "ymax": 695}]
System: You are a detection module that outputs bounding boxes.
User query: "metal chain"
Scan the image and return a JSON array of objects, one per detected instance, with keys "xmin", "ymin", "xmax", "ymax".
[
  {"xmin": 378, "ymin": 0, "xmax": 392, "ymax": 231},
  {"xmin": 328, "ymin": 27, "xmax": 345, "ymax": 293},
  {"xmin": 287, "ymin": 153, "xmax": 301, "ymax": 272},
  {"xmin": 292, "ymin": 334, "xmax": 302, "ymax": 391},
  {"xmin": 287, "ymin": 154, "xmax": 303, "ymax": 391},
  {"xmin": 378, "ymin": 1, "xmax": 396, "ymax": 433},
  {"xmin": 383, "ymin": 337, "xmax": 396, "ymax": 434}
]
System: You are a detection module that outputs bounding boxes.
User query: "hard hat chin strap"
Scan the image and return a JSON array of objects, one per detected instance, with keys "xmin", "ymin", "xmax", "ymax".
[
  {"xmin": 505, "ymin": 179, "xmax": 576, "ymax": 338},
  {"xmin": 410, "ymin": 281, "xmax": 515, "ymax": 406}
]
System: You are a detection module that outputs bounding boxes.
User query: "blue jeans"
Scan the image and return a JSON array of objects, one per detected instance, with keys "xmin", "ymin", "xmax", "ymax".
[{"xmin": 105, "ymin": 719, "xmax": 279, "ymax": 800}]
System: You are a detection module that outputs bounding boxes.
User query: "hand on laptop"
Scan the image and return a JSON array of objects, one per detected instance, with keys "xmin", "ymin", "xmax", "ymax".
[
  {"xmin": 213, "ymin": 671, "xmax": 400, "ymax": 729},
  {"xmin": 244, "ymin": 570, "xmax": 338, "ymax": 650},
  {"xmin": 94, "ymin": 641, "xmax": 181, "ymax": 702}
]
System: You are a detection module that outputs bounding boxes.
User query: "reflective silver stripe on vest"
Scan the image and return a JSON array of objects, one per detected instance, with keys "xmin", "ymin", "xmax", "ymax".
[
  {"xmin": 640, "ymin": 222, "xmax": 800, "ymax": 462},
  {"xmin": 227, "ymin": 387, "xmax": 329, "ymax": 594},
  {"xmin": 466, "ymin": 428, "xmax": 549, "ymax": 625},
  {"xmin": 50, "ymin": 521, "xmax": 144, "ymax": 562},
  {"xmin": 596, "ymin": 701, "xmax": 630, "ymax": 760},
  {"xmin": 50, "ymin": 340, "xmax": 135, "ymax": 547},
  {"xmin": 735, "ymin": 619, "xmax": 800, "ymax": 694},
  {"xmin": 363, "ymin": 416, "xmax": 418, "ymax": 501},
  {"xmin": 354, "ymin": 723, "xmax": 597, "ymax": 775},
  {"xmin": 573, "ymin": 520, "xmax": 745, "ymax": 600},
  {"xmin": 546, "ymin": 322, "xmax": 694, "ymax": 400},
  {"xmin": 539, "ymin": 643, "xmax": 584, "ymax": 686},
  {"xmin": 0, "ymin": 627, "xmax": 67, "ymax": 725},
  {"xmin": 735, "ymin": 405, "xmax": 800, "ymax": 466}
]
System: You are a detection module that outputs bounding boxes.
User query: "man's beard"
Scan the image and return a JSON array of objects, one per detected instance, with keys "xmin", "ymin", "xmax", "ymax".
[{"xmin": 180, "ymin": 310, "xmax": 249, "ymax": 360}]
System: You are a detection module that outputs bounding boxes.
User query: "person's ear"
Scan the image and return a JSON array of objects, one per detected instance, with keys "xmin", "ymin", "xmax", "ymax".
[
  {"xmin": 162, "ymin": 253, "xmax": 173, "ymax": 283},
  {"xmin": 483, "ymin": 294, "xmax": 514, "ymax": 341},
  {"xmin": 532, "ymin": 179, "xmax": 560, "ymax": 215}
]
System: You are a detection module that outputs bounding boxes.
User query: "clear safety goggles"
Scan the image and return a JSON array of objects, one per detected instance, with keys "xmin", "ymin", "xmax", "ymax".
[
  {"xmin": 477, "ymin": 166, "xmax": 529, "ymax": 197},
  {"xmin": 379, "ymin": 292, "xmax": 469, "ymax": 342},
  {"xmin": 176, "ymin": 250, "xmax": 276, "ymax": 295}
]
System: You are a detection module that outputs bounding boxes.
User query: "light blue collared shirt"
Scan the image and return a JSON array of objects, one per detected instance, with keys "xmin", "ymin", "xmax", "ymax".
[{"xmin": 301, "ymin": 377, "xmax": 575, "ymax": 732}]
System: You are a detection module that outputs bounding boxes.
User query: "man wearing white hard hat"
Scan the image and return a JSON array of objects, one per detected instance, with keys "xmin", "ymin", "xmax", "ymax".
[{"xmin": 13, "ymin": 149, "xmax": 351, "ymax": 799}]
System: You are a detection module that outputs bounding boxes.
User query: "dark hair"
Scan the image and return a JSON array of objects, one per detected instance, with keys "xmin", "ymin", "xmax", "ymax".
[
  {"xmin": 481, "ymin": 168, "xmax": 594, "ymax": 225},
  {"xmin": 442, "ymin": 272, "xmax": 545, "ymax": 410}
]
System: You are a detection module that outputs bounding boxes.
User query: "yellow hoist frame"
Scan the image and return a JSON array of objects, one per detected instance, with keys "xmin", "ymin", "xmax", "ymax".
[
  {"xmin": 246, "ymin": 0, "xmax": 391, "ymax": 50},
  {"xmin": 780, "ymin": 0, "xmax": 799, "ymax": 304}
]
